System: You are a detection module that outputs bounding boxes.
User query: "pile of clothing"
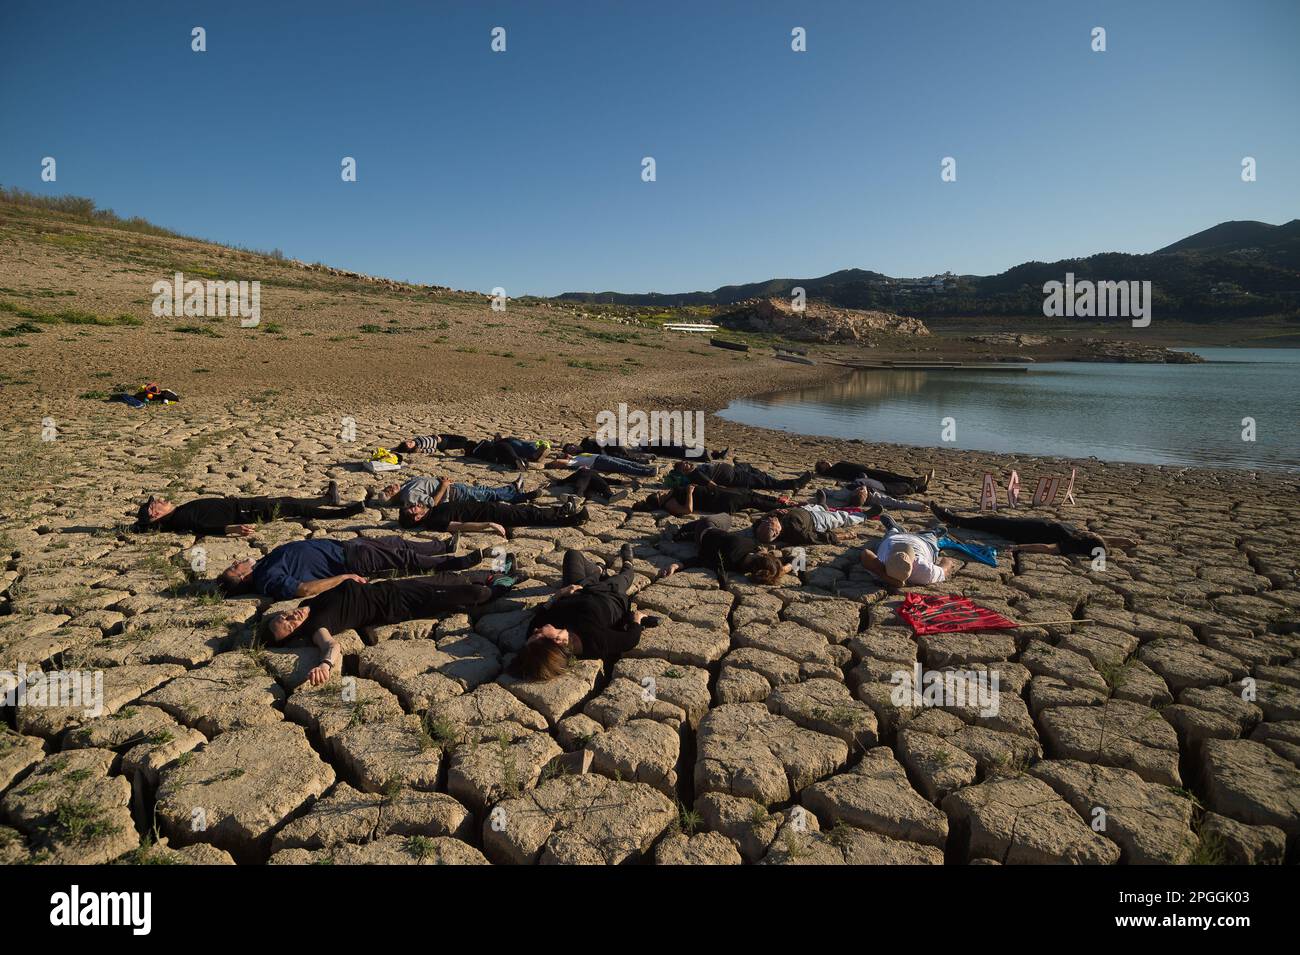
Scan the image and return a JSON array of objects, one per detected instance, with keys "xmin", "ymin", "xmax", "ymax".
[{"xmin": 108, "ymin": 383, "xmax": 181, "ymax": 408}]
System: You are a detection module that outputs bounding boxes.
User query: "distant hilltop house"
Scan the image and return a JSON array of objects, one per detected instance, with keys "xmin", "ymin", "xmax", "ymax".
[{"xmin": 870, "ymin": 271, "xmax": 958, "ymax": 294}]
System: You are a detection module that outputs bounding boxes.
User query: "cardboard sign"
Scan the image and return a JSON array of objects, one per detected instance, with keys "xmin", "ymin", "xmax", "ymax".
[
  {"xmin": 1006, "ymin": 470, "xmax": 1021, "ymax": 508},
  {"xmin": 1062, "ymin": 467, "xmax": 1077, "ymax": 505},
  {"xmin": 1032, "ymin": 475, "xmax": 1062, "ymax": 507},
  {"xmin": 979, "ymin": 472, "xmax": 997, "ymax": 511}
]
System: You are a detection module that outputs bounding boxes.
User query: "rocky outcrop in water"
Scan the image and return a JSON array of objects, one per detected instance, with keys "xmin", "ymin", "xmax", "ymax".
[{"xmin": 717, "ymin": 297, "xmax": 930, "ymax": 345}]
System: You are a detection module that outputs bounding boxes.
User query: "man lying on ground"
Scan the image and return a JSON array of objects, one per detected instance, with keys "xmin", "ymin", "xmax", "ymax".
[
  {"xmin": 263, "ymin": 571, "xmax": 515, "ymax": 686},
  {"xmin": 813, "ymin": 486, "xmax": 928, "ymax": 513},
  {"xmin": 217, "ymin": 534, "xmax": 507, "ymax": 600},
  {"xmin": 754, "ymin": 502, "xmax": 881, "ymax": 547},
  {"xmin": 399, "ymin": 498, "xmax": 589, "ymax": 534},
  {"xmin": 814, "ymin": 460, "xmax": 933, "ymax": 497},
  {"xmin": 507, "ymin": 545, "xmax": 657, "ymax": 682},
  {"xmin": 631, "ymin": 484, "xmax": 787, "ymax": 516},
  {"xmin": 928, "ymin": 504, "xmax": 1137, "ymax": 555},
  {"xmin": 134, "ymin": 483, "xmax": 364, "ymax": 537},
  {"xmin": 860, "ymin": 513, "xmax": 960, "ymax": 590},
  {"xmin": 657, "ymin": 513, "xmax": 789, "ymax": 585},
  {"xmin": 545, "ymin": 451, "xmax": 657, "ymax": 478},
  {"xmin": 366, "ymin": 474, "xmax": 534, "ymax": 509},
  {"xmin": 673, "ymin": 460, "xmax": 810, "ymax": 492}
]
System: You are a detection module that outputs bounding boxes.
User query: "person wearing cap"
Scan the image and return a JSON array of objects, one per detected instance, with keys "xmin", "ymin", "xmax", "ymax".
[{"xmin": 860, "ymin": 515, "xmax": 960, "ymax": 589}]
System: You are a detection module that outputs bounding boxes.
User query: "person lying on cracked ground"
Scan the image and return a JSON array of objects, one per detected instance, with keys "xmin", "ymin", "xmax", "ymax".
[
  {"xmin": 366, "ymin": 474, "xmax": 537, "ymax": 509},
  {"xmin": 133, "ymin": 481, "xmax": 364, "ymax": 537},
  {"xmin": 507, "ymin": 545, "xmax": 660, "ymax": 682},
  {"xmin": 397, "ymin": 497, "xmax": 589, "ymax": 534},
  {"xmin": 216, "ymin": 534, "xmax": 507, "ymax": 600},
  {"xmin": 926, "ymin": 503, "xmax": 1137, "ymax": 556},
  {"xmin": 656, "ymin": 513, "xmax": 791, "ymax": 586},
  {"xmin": 630, "ymin": 484, "xmax": 789, "ymax": 516},
  {"xmin": 262, "ymin": 568, "xmax": 517, "ymax": 687},
  {"xmin": 753, "ymin": 501, "xmax": 881, "ymax": 547},
  {"xmin": 672, "ymin": 459, "xmax": 811, "ymax": 491}
]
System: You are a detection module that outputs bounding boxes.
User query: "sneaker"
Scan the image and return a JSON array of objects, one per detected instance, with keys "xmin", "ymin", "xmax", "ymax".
[
  {"xmin": 447, "ymin": 531, "xmax": 460, "ymax": 555},
  {"xmin": 639, "ymin": 615, "xmax": 661, "ymax": 628},
  {"xmin": 574, "ymin": 506, "xmax": 591, "ymax": 525},
  {"xmin": 326, "ymin": 480, "xmax": 341, "ymax": 506},
  {"xmin": 620, "ymin": 543, "xmax": 634, "ymax": 564},
  {"xmin": 814, "ymin": 488, "xmax": 828, "ymax": 507},
  {"xmin": 795, "ymin": 470, "xmax": 813, "ymax": 488},
  {"xmin": 606, "ymin": 489, "xmax": 629, "ymax": 505},
  {"xmin": 514, "ymin": 473, "xmax": 526, "ymax": 492},
  {"xmin": 922, "ymin": 469, "xmax": 935, "ymax": 492}
]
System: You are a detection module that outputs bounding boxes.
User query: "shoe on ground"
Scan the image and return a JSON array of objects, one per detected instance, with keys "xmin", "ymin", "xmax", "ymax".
[
  {"xmin": 814, "ymin": 488, "xmax": 828, "ymax": 506},
  {"xmin": 327, "ymin": 480, "xmax": 341, "ymax": 506},
  {"xmin": 620, "ymin": 543, "xmax": 634, "ymax": 564},
  {"xmin": 606, "ymin": 489, "xmax": 629, "ymax": 505}
]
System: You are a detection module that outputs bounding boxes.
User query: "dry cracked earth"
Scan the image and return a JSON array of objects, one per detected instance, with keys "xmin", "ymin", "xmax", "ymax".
[{"xmin": 1, "ymin": 403, "xmax": 1299, "ymax": 866}]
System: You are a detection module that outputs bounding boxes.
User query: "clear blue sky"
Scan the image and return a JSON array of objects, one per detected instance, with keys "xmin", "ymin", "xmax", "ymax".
[{"xmin": 2, "ymin": 0, "xmax": 1296, "ymax": 296}]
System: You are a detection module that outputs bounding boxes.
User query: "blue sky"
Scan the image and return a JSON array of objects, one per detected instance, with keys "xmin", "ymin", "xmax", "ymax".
[{"xmin": 2, "ymin": 0, "xmax": 1296, "ymax": 296}]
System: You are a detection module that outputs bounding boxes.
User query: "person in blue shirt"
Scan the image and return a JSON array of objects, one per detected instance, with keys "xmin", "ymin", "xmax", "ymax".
[{"xmin": 216, "ymin": 534, "xmax": 509, "ymax": 600}]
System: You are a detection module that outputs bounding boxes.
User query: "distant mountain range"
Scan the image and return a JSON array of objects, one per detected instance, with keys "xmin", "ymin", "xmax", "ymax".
[{"xmin": 554, "ymin": 219, "xmax": 1300, "ymax": 321}]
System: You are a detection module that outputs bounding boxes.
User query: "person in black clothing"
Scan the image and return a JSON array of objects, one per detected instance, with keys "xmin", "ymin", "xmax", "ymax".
[
  {"xmin": 672, "ymin": 460, "xmax": 811, "ymax": 491},
  {"xmin": 264, "ymin": 573, "xmax": 511, "ymax": 686},
  {"xmin": 928, "ymin": 503, "xmax": 1136, "ymax": 555},
  {"xmin": 134, "ymin": 483, "xmax": 364, "ymax": 537},
  {"xmin": 631, "ymin": 484, "xmax": 787, "ymax": 516},
  {"xmin": 399, "ymin": 498, "xmax": 588, "ymax": 533},
  {"xmin": 657, "ymin": 514, "xmax": 788, "ymax": 585},
  {"xmin": 815, "ymin": 460, "xmax": 933, "ymax": 497},
  {"xmin": 465, "ymin": 437, "xmax": 548, "ymax": 469},
  {"xmin": 507, "ymin": 545, "xmax": 655, "ymax": 682},
  {"xmin": 548, "ymin": 468, "xmax": 630, "ymax": 505}
]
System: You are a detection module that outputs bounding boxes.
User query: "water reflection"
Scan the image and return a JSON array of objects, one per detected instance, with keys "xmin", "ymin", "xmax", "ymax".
[{"xmin": 717, "ymin": 349, "xmax": 1300, "ymax": 472}]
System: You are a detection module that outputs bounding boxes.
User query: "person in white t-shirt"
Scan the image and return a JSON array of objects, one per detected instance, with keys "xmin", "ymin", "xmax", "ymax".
[{"xmin": 860, "ymin": 515, "xmax": 960, "ymax": 589}]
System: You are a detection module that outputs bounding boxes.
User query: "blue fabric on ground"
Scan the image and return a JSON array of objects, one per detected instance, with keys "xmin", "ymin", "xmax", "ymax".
[{"xmin": 937, "ymin": 536, "xmax": 999, "ymax": 566}]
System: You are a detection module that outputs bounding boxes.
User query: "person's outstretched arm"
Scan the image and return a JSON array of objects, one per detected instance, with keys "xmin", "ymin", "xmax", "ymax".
[
  {"xmin": 447, "ymin": 521, "xmax": 507, "ymax": 537},
  {"xmin": 297, "ymin": 573, "xmax": 367, "ymax": 598},
  {"xmin": 309, "ymin": 628, "xmax": 341, "ymax": 686}
]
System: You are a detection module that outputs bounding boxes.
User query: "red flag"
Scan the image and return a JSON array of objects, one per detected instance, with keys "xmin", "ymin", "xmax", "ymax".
[{"xmin": 895, "ymin": 594, "xmax": 1017, "ymax": 635}]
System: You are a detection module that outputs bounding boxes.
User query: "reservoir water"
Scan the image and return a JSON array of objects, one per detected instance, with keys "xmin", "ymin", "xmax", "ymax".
[{"xmin": 716, "ymin": 348, "xmax": 1300, "ymax": 472}]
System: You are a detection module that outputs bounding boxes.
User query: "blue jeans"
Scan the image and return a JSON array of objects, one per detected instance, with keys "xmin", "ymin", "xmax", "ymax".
[
  {"xmin": 452, "ymin": 483, "xmax": 520, "ymax": 503},
  {"xmin": 593, "ymin": 455, "xmax": 655, "ymax": 477}
]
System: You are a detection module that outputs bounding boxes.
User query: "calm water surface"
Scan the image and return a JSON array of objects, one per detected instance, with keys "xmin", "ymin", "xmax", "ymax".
[{"xmin": 717, "ymin": 348, "xmax": 1300, "ymax": 472}]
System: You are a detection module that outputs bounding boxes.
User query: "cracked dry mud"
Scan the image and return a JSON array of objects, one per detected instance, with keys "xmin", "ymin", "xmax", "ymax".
[{"xmin": 1, "ymin": 403, "xmax": 1297, "ymax": 866}]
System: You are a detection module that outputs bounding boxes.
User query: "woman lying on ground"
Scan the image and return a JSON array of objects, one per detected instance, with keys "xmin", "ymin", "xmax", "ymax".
[
  {"xmin": 134, "ymin": 483, "xmax": 363, "ymax": 537},
  {"xmin": 366, "ymin": 474, "xmax": 534, "ymax": 509},
  {"xmin": 927, "ymin": 503, "xmax": 1137, "ymax": 555},
  {"xmin": 630, "ymin": 484, "xmax": 788, "ymax": 517},
  {"xmin": 398, "ymin": 498, "xmax": 588, "ymax": 534},
  {"xmin": 548, "ymin": 468, "xmax": 630, "ymax": 505},
  {"xmin": 263, "ymin": 570, "xmax": 515, "ymax": 686},
  {"xmin": 507, "ymin": 545, "xmax": 657, "ymax": 682},
  {"xmin": 657, "ymin": 513, "xmax": 789, "ymax": 585},
  {"xmin": 217, "ymin": 534, "xmax": 505, "ymax": 600}
]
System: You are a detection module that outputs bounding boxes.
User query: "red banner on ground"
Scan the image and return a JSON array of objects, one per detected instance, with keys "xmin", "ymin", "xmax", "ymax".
[{"xmin": 895, "ymin": 594, "xmax": 1018, "ymax": 635}]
